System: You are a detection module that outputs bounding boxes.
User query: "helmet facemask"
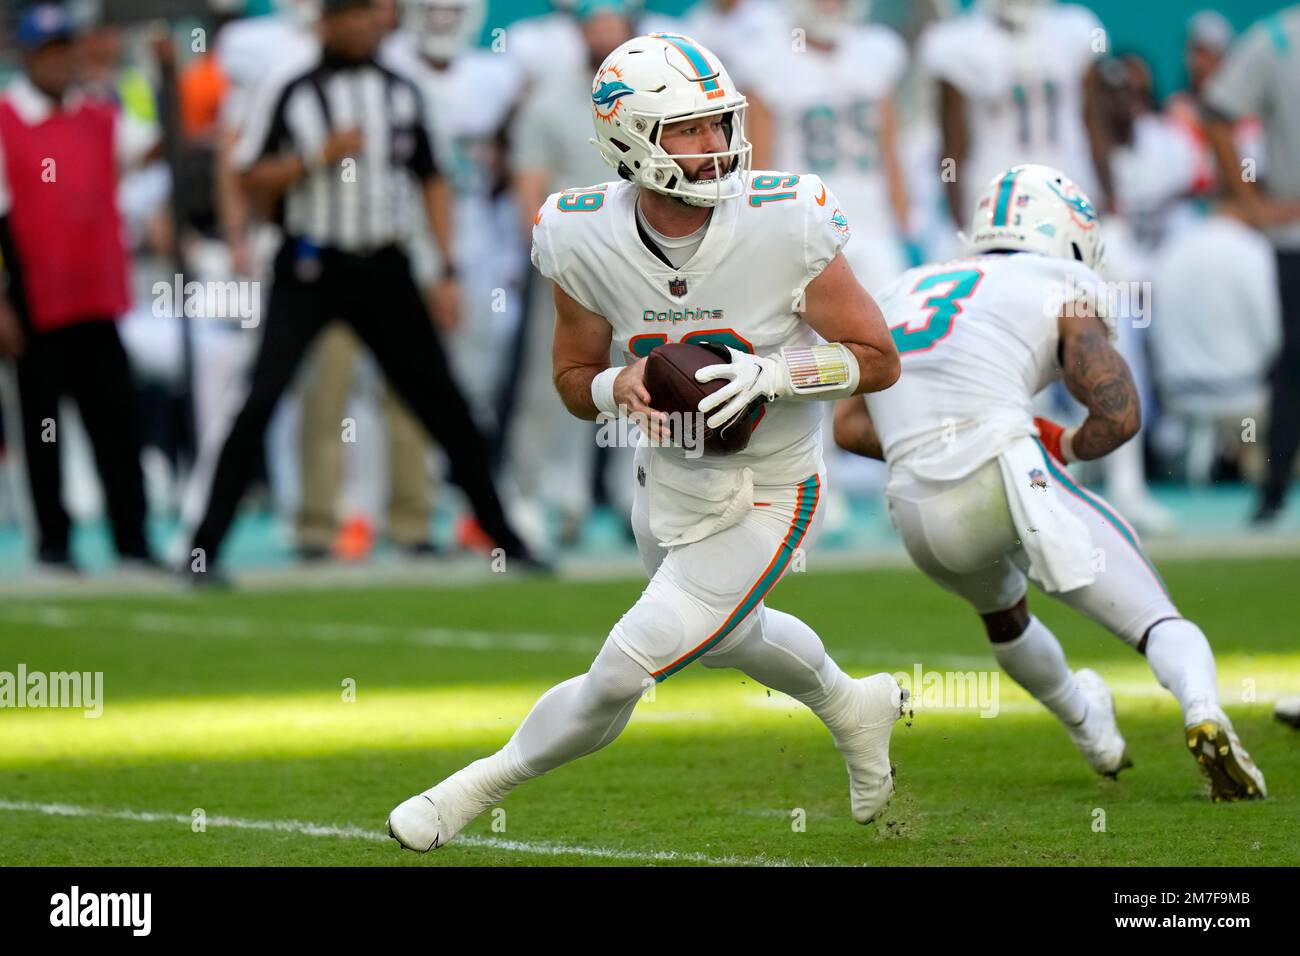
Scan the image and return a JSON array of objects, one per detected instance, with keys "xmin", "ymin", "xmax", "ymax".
[
  {"xmin": 598, "ymin": 100, "xmax": 752, "ymax": 207},
  {"xmin": 590, "ymin": 34, "xmax": 754, "ymax": 208}
]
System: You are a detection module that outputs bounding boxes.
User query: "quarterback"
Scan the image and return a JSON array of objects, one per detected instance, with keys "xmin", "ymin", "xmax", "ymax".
[
  {"xmin": 388, "ymin": 33, "xmax": 903, "ymax": 850},
  {"xmin": 835, "ymin": 164, "xmax": 1265, "ymax": 802}
]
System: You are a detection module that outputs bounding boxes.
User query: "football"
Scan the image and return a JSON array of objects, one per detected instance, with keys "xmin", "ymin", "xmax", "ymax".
[{"xmin": 643, "ymin": 341, "xmax": 759, "ymax": 455}]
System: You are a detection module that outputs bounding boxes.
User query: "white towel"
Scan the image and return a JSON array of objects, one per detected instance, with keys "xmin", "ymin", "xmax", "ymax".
[
  {"xmin": 996, "ymin": 436, "xmax": 1095, "ymax": 593},
  {"xmin": 646, "ymin": 453, "xmax": 754, "ymax": 549}
]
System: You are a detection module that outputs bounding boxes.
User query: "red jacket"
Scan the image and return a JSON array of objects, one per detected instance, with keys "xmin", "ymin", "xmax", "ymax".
[{"xmin": 0, "ymin": 92, "xmax": 129, "ymax": 332}]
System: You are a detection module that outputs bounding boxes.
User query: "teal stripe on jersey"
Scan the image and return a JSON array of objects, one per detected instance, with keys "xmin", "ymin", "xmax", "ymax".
[{"xmin": 654, "ymin": 474, "xmax": 820, "ymax": 681}]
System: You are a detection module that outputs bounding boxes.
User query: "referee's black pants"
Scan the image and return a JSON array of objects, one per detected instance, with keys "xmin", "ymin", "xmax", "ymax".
[
  {"xmin": 1262, "ymin": 250, "xmax": 1300, "ymax": 511},
  {"xmin": 191, "ymin": 241, "xmax": 527, "ymax": 565},
  {"xmin": 14, "ymin": 318, "xmax": 152, "ymax": 562}
]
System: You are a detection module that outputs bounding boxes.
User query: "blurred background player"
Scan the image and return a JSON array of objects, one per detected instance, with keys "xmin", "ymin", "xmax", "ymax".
[
  {"xmin": 678, "ymin": 0, "xmax": 785, "ymax": 74},
  {"xmin": 1203, "ymin": 4, "xmax": 1300, "ymax": 527},
  {"xmin": 737, "ymin": 0, "xmax": 910, "ymax": 533},
  {"xmin": 920, "ymin": 0, "xmax": 1109, "ymax": 227},
  {"xmin": 835, "ymin": 164, "xmax": 1266, "ymax": 802},
  {"xmin": 504, "ymin": 0, "xmax": 637, "ymax": 549}
]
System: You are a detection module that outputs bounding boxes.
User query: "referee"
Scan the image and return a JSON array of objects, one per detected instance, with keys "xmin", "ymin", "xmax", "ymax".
[{"xmin": 185, "ymin": 0, "xmax": 537, "ymax": 581}]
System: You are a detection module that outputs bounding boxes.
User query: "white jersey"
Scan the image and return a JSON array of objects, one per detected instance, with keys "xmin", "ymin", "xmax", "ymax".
[
  {"xmin": 531, "ymin": 171, "xmax": 852, "ymax": 485},
  {"xmin": 868, "ymin": 252, "xmax": 1104, "ymax": 482},
  {"xmin": 740, "ymin": 25, "xmax": 907, "ymax": 241},
  {"xmin": 919, "ymin": 6, "xmax": 1102, "ymax": 200},
  {"xmin": 506, "ymin": 11, "xmax": 585, "ymax": 87},
  {"xmin": 384, "ymin": 36, "xmax": 523, "ymax": 262},
  {"xmin": 216, "ymin": 15, "xmax": 319, "ymax": 131},
  {"xmin": 684, "ymin": 0, "xmax": 787, "ymax": 81}
]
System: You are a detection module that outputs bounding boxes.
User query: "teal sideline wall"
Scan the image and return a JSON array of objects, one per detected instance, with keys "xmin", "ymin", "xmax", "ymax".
[{"xmin": 475, "ymin": 0, "xmax": 1294, "ymax": 100}]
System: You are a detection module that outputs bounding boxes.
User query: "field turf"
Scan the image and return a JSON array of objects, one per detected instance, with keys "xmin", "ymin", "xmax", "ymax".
[{"xmin": 0, "ymin": 556, "xmax": 1296, "ymax": 866}]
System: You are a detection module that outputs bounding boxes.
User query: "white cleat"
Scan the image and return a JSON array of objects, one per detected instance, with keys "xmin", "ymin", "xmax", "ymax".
[
  {"xmin": 1067, "ymin": 669, "xmax": 1132, "ymax": 778},
  {"xmin": 1274, "ymin": 695, "xmax": 1300, "ymax": 729},
  {"xmin": 833, "ymin": 673, "xmax": 909, "ymax": 824},
  {"xmin": 1185, "ymin": 707, "xmax": 1267, "ymax": 802},
  {"xmin": 387, "ymin": 773, "xmax": 496, "ymax": 853}
]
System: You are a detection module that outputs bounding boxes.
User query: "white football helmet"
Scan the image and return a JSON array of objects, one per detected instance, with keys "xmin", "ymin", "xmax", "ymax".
[
  {"xmin": 963, "ymin": 164, "xmax": 1105, "ymax": 272},
  {"xmin": 404, "ymin": 0, "xmax": 486, "ymax": 61},
  {"xmin": 590, "ymin": 33, "xmax": 752, "ymax": 207},
  {"xmin": 983, "ymin": 0, "xmax": 1050, "ymax": 31},
  {"xmin": 787, "ymin": 0, "xmax": 870, "ymax": 46}
]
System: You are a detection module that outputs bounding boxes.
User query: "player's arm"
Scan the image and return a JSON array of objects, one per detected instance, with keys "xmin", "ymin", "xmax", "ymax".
[
  {"xmin": 551, "ymin": 284, "xmax": 668, "ymax": 435},
  {"xmin": 1204, "ymin": 116, "xmax": 1300, "ymax": 229},
  {"xmin": 1082, "ymin": 64, "xmax": 1117, "ymax": 214},
  {"xmin": 744, "ymin": 92, "xmax": 774, "ymax": 170},
  {"xmin": 801, "ymin": 253, "xmax": 900, "ymax": 393},
  {"xmin": 694, "ymin": 253, "xmax": 899, "ymax": 430},
  {"xmin": 879, "ymin": 94, "xmax": 910, "ymax": 235},
  {"xmin": 1046, "ymin": 307, "xmax": 1140, "ymax": 462},
  {"xmin": 832, "ymin": 397, "xmax": 884, "ymax": 461},
  {"xmin": 937, "ymin": 80, "xmax": 968, "ymax": 228}
]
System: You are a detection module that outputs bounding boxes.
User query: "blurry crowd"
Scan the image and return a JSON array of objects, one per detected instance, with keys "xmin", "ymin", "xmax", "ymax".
[{"xmin": 0, "ymin": 0, "xmax": 1296, "ymax": 575}]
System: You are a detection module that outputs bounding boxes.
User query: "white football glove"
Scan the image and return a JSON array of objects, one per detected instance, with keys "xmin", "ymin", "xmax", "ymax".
[{"xmin": 695, "ymin": 347, "xmax": 787, "ymax": 431}]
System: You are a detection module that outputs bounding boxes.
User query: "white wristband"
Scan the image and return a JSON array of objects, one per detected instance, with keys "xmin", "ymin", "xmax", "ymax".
[
  {"xmin": 779, "ymin": 343, "xmax": 861, "ymax": 400},
  {"xmin": 1060, "ymin": 426, "xmax": 1079, "ymax": 463},
  {"xmin": 591, "ymin": 366, "xmax": 620, "ymax": 417}
]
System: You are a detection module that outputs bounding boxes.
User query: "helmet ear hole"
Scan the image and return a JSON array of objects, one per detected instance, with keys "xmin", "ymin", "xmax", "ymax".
[{"xmin": 1071, "ymin": 242, "xmax": 1084, "ymax": 263}]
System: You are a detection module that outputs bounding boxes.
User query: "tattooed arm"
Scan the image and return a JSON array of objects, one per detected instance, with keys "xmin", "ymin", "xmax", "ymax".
[
  {"xmin": 833, "ymin": 397, "xmax": 885, "ymax": 461},
  {"xmin": 1056, "ymin": 307, "xmax": 1140, "ymax": 460}
]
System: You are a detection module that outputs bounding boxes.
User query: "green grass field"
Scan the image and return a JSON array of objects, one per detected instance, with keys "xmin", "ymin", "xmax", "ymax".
[{"xmin": 0, "ymin": 556, "xmax": 1296, "ymax": 866}]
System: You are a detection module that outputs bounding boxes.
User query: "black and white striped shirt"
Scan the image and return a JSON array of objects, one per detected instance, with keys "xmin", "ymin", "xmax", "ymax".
[{"xmin": 233, "ymin": 52, "xmax": 437, "ymax": 253}]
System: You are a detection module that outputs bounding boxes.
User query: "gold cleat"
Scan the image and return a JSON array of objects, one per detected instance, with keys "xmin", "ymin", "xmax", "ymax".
[{"xmin": 1185, "ymin": 718, "xmax": 1267, "ymax": 803}]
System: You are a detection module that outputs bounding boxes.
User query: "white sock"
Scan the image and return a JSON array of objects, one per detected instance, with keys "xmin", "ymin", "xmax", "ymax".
[
  {"xmin": 992, "ymin": 615, "xmax": 1087, "ymax": 726},
  {"xmin": 1144, "ymin": 618, "xmax": 1219, "ymax": 721},
  {"xmin": 703, "ymin": 607, "xmax": 859, "ymax": 736},
  {"xmin": 449, "ymin": 639, "xmax": 650, "ymax": 802}
]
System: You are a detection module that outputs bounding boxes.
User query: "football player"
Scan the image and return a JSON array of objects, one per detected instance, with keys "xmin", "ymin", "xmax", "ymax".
[
  {"xmin": 834, "ymin": 164, "xmax": 1266, "ymax": 802},
  {"xmin": 388, "ymin": 33, "xmax": 904, "ymax": 850},
  {"xmin": 919, "ymin": 0, "xmax": 1109, "ymax": 228},
  {"xmin": 740, "ymin": 0, "xmax": 911, "ymax": 294},
  {"xmin": 388, "ymin": 0, "xmax": 527, "ymax": 431}
]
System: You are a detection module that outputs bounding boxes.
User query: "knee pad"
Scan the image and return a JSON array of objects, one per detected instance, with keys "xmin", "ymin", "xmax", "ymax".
[{"xmin": 583, "ymin": 637, "xmax": 655, "ymax": 706}]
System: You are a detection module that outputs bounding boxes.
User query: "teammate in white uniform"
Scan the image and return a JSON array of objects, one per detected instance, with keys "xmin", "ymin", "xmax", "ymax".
[
  {"xmin": 920, "ymin": 0, "xmax": 1106, "ymax": 228},
  {"xmin": 388, "ymin": 0, "xmax": 527, "ymax": 430},
  {"xmin": 741, "ymin": 0, "xmax": 910, "ymax": 294},
  {"xmin": 834, "ymin": 164, "xmax": 1266, "ymax": 803},
  {"xmin": 388, "ymin": 33, "xmax": 906, "ymax": 850}
]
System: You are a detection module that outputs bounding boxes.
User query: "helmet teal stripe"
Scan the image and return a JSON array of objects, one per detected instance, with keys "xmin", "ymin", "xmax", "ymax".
[{"xmin": 991, "ymin": 169, "xmax": 1018, "ymax": 227}]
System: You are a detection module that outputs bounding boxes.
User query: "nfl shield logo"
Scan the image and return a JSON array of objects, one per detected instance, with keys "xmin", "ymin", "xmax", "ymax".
[
  {"xmin": 669, "ymin": 277, "xmax": 688, "ymax": 297},
  {"xmin": 1028, "ymin": 468, "xmax": 1048, "ymax": 490}
]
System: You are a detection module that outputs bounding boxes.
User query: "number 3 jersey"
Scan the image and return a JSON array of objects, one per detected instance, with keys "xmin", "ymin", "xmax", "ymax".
[
  {"xmin": 530, "ymin": 172, "xmax": 852, "ymax": 486},
  {"xmin": 867, "ymin": 252, "xmax": 1104, "ymax": 483}
]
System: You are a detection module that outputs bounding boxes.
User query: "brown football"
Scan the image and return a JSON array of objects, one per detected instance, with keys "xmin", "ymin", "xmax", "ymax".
[{"xmin": 643, "ymin": 341, "xmax": 759, "ymax": 455}]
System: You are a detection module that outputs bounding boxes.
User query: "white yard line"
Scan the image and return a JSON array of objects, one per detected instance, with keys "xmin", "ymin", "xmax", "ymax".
[
  {"xmin": 0, "ymin": 798, "xmax": 810, "ymax": 867},
  {"xmin": 0, "ymin": 532, "xmax": 1295, "ymax": 599},
  {"xmin": 0, "ymin": 606, "xmax": 598, "ymax": 654}
]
